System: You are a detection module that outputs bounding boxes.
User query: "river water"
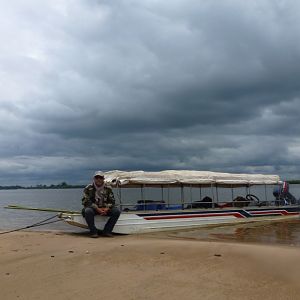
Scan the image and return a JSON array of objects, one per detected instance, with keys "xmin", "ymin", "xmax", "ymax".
[{"xmin": 0, "ymin": 186, "xmax": 300, "ymax": 246}]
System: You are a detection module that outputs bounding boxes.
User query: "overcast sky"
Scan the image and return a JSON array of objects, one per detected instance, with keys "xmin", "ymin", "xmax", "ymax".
[{"xmin": 1, "ymin": 0, "xmax": 300, "ymax": 185}]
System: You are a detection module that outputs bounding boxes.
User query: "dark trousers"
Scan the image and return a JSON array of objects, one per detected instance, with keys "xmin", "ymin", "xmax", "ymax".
[{"xmin": 84, "ymin": 207, "xmax": 121, "ymax": 234}]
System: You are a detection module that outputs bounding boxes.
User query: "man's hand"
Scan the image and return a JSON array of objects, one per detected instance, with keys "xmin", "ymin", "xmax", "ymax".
[{"xmin": 97, "ymin": 207, "xmax": 109, "ymax": 215}]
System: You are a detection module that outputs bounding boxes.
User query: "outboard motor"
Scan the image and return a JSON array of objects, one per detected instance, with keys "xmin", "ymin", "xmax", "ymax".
[{"xmin": 273, "ymin": 182, "xmax": 297, "ymax": 205}]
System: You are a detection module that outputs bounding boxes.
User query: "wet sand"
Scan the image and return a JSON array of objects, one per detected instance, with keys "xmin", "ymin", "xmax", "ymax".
[
  {"xmin": 1, "ymin": 231, "xmax": 300, "ymax": 300},
  {"xmin": 170, "ymin": 219, "xmax": 300, "ymax": 246}
]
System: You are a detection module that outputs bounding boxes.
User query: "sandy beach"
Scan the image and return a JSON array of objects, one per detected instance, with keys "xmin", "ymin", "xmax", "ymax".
[{"xmin": 1, "ymin": 231, "xmax": 300, "ymax": 300}]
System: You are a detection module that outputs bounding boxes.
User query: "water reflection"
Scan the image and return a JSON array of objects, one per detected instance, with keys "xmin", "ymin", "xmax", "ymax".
[{"xmin": 171, "ymin": 219, "xmax": 300, "ymax": 247}]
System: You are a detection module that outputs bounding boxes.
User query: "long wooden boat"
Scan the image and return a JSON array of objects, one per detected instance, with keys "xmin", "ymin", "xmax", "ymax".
[{"xmin": 60, "ymin": 170, "xmax": 300, "ymax": 234}]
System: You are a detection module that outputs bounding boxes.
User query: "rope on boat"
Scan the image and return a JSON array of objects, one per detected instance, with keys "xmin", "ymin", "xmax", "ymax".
[
  {"xmin": 0, "ymin": 214, "xmax": 64, "ymax": 235},
  {"xmin": 5, "ymin": 205, "xmax": 80, "ymax": 214}
]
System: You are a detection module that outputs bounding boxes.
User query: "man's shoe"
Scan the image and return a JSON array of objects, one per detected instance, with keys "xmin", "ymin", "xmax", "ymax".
[
  {"xmin": 97, "ymin": 229, "xmax": 104, "ymax": 235},
  {"xmin": 90, "ymin": 233, "xmax": 99, "ymax": 238},
  {"xmin": 102, "ymin": 232, "xmax": 114, "ymax": 238}
]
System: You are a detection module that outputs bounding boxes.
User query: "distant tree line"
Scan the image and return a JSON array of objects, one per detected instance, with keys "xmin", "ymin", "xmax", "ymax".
[
  {"xmin": 0, "ymin": 182, "xmax": 85, "ymax": 190},
  {"xmin": 287, "ymin": 180, "xmax": 300, "ymax": 184},
  {"xmin": 1, "ymin": 180, "xmax": 299, "ymax": 190}
]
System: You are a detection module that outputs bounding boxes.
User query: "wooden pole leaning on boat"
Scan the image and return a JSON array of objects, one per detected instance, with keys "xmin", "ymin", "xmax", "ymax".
[{"xmin": 4, "ymin": 205, "xmax": 80, "ymax": 214}]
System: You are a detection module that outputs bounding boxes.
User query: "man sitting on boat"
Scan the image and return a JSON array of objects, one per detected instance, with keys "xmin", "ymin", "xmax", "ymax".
[{"xmin": 82, "ymin": 171, "xmax": 120, "ymax": 238}]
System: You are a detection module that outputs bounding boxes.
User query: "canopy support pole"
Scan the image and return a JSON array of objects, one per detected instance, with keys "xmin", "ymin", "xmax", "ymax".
[
  {"xmin": 211, "ymin": 183, "xmax": 215, "ymax": 208},
  {"xmin": 199, "ymin": 185, "xmax": 202, "ymax": 201},
  {"xmin": 141, "ymin": 184, "xmax": 145, "ymax": 211},
  {"xmin": 181, "ymin": 185, "xmax": 184, "ymax": 209},
  {"xmin": 264, "ymin": 184, "xmax": 268, "ymax": 204},
  {"xmin": 167, "ymin": 185, "xmax": 170, "ymax": 208},
  {"xmin": 189, "ymin": 185, "xmax": 193, "ymax": 207},
  {"xmin": 117, "ymin": 182, "xmax": 122, "ymax": 211}
]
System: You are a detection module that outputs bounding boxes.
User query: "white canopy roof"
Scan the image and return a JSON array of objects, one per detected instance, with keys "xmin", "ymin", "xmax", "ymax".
[{"xmin": 103, "ymin": 170, "xmax": 281, "ymax": 187}]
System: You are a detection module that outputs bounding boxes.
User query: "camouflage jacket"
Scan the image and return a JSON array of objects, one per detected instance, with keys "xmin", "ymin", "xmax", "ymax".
[{"xmin": 82, "ymin": 183, "xmax": 115, "ymax": 209}]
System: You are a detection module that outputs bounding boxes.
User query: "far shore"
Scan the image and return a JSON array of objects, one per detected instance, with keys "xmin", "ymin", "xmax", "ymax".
[
  {"xmin": 1, "ymin": 230, "xmax": 300, "ymax": 300},
  {"xmin": 0, "ymin": 180, "xmax": 300, "ymax": 190}
]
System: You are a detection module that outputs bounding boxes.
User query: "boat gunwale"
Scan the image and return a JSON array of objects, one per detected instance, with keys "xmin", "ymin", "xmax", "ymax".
[{"xmin": 61, "ymin": 204, "xmax": 300, "ymax": 217}]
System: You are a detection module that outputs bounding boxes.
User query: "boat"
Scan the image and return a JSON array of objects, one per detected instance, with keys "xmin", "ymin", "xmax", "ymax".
[{"xmin": 60, "ymin": 170, "xmax": 300, "ymax": 234}]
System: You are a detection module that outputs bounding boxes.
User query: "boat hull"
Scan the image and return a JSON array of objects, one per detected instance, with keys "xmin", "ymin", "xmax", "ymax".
[{"xmin": 61, "ymin": 206, "xmax": 300, "ymax": 234}]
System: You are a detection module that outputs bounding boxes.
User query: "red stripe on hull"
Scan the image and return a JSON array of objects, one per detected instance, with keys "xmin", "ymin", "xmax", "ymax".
[
  {"xmin": 143, "ymin": 210, "xmax": 299, "ymax": 221},
  {"xmin": 250, "ymin": 210, "xmax": 299, "ymax": 216},
  {"xmin": 251, "ymin": 211, "xmax": 284, "ymax": 215},
  {"xmin": 144, "ymin": 212, "xmax": 245, "ymax": 221}
]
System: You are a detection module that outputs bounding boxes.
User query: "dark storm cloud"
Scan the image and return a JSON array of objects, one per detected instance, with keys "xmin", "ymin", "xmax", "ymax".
[{"xmin": 1, "ymin": 0, "xmax": 300, "ymax": 185}]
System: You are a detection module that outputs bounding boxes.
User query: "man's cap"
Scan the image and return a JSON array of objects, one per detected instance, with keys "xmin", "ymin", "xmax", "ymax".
[{"xmin": 94, "ymin": 171, "xmax": 105, "ymax": 178}]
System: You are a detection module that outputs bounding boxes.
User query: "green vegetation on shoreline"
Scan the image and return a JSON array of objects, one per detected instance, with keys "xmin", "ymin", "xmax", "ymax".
[
  {"xmin": 0, "ymin": 180, "xmax": 299, "ymax": 190},
  {"xmin": 0, "ymin": 182, "xmax": 85, "ymax": 190},
  {"xmin": 287, "ymin": 180, "xmax": 300, "ymax": 184}
]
